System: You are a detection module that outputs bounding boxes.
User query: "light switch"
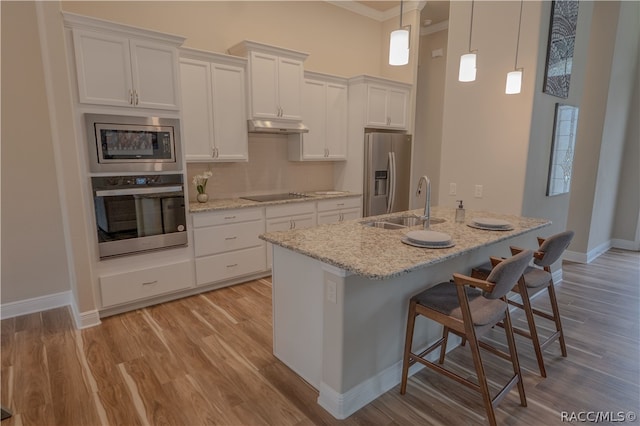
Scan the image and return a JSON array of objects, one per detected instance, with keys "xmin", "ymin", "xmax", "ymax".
[
  {"xmin": 474, "ymin": 185, "xmax": 483, "ymax": 198},
  {"xmin": 449, "ymin": 183, "xmax": 457, "ymax": 195}
]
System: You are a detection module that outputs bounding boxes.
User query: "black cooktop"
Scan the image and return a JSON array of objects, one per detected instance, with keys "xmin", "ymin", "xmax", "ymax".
[{"xmin": 241, "ymin": 192, "xmax": 309, "ymax": 202}]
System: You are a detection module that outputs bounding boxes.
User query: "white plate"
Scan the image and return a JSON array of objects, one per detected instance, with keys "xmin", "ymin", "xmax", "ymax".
[
  {"xmin": 401, "ymin": 237, "xmax": 455, "ymax": 249},
  {"xmin": 467, "ymin": 223, "xmax": 514, "ymax": 231},
  {"xmin": 405, "ymin": 230, "xmax": 452, "ymax": 245},
  {"xmin": 471, "ymin": 217, "xmax": 513, "ymax": 228}
]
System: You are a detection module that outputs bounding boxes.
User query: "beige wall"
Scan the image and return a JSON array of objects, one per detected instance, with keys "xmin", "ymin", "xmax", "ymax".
[
  {"xmin": 438, "ymin": 1, "xmax": 542, "ymax": 215},
  {"xmin": 1, "ymin": 1, "xmax": 71, "ymax": 303},
  {"xmin": 412, "ymin": 28, "xmax": 448, "ymax": 209}
]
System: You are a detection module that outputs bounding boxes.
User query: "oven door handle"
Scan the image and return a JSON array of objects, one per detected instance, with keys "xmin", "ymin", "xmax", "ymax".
[{"xmin": 95, "ymin": 185, "xmax": 183, "ymax": 197}]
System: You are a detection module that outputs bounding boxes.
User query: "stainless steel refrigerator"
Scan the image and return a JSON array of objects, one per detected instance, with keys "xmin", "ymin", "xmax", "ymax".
[{"xmin": 363, "ymin": 131, "xmax": 412, "ymax": 217}]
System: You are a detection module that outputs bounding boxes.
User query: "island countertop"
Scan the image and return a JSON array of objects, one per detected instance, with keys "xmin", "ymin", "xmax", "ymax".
[{"xmin": 260, "ymin": 206, "xmax": 550, "ymax": 280}]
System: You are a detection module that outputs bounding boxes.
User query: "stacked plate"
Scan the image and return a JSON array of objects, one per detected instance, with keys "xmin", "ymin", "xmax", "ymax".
[
  {"xmin": 401, "ymin": 230, "xmax": 454, "ymax": 249},
  {"xmin": 468, "ymin": 217, "xmax": 514, "ymax": 231}
]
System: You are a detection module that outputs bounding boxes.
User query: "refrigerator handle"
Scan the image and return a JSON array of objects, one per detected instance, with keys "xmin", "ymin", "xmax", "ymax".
[{"xmin": 387, "ymin": 152, "xmax": 396, "ymax": 214}]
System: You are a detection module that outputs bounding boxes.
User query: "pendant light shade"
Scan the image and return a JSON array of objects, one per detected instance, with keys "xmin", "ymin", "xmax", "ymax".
[
  {"xmin": 458, "ymin": 53, "xmax": 477, "ymax": 82},
  {"xmin": 506, "ymin": 0, "xmax": 524, "ymax": 94},
  {"xmin": 389, "ymin": 0, "xmax": 409, "ymax": 66},
  {"xmin": 389, "ymin": 29, "xmax": 410, "ymax": 66},
  {"xmin": 458, "ymin": 0, "xmax": 477, "ymax": 82},
  {"xmin": 505, "ymin": 70, "xmax": 523, "ymax": 94}
]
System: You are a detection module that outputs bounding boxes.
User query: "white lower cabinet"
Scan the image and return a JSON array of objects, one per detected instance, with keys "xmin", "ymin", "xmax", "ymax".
[
  {"xmin": 192, "ymin": 207, "xmax": 266, "ymax": 286},
  {"xmin": 316, "ymin": 196, "xmax": 362, "ymax": 225},
  {"xmin": 99, "ymin": 260, "xmax": 194, "ymax": 307},
  {"xmin": 265, "ymin": 202, "xmax": 316, "ymax": 267}
]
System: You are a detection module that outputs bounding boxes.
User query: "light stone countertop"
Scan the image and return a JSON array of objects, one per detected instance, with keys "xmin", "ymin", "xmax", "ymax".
[
  {"xmin": 260, "ymin": 206, "xmax": 551, "ymax": 280},
  {"xmin": 188, "ymin": 191, "xmax": 361, "ymax": 213}
]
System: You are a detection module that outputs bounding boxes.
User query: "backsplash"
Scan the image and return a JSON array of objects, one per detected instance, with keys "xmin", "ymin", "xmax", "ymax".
[{"xmin": 186, "ymin": 134, "xmax": 335, "ymax": 201}]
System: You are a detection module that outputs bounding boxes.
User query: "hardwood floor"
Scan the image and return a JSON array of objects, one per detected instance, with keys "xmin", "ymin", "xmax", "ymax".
[{"xmin": 1, "ymin": 249, "xmax": 638, "ymax": 425}]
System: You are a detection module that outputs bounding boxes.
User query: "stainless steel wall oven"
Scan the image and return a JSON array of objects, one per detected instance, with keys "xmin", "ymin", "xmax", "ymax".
[{"xmin": 92, "ymin": 174, "xmax": 187, "ymax": 258}]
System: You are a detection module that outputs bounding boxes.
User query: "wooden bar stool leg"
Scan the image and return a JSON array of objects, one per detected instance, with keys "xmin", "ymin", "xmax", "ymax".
[
  {"xmin": 467, "ymin": 330, "xmax": 497, "ymax": 426},
  {"xmin": 503, "ymin": 306, "xmax": 527, "ymax": 407},
  {"xmin": 519, "ymin": 280, "xmax": 547, "ymax": 378},
  {"xmin": 401, "ymin": 300, "xmax": 418, "ymax": 394},
  {"xmin": 547, "ymin": 282, "xmax": 567, "ymax": 357},
  {"xmin": 438, "ymin": 326, "xmax": 449, "ymax": 364}
]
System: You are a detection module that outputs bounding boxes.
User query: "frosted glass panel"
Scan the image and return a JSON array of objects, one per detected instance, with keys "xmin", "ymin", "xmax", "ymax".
[{"xmin": 547, "ymin": 104, "xmax": 579, "ymax": 196}]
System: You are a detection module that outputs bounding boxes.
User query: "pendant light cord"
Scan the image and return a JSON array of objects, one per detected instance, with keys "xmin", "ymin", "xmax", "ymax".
[
  {"xmin": 399, "ymin": 0, "xmax": 404, "ymax": 28},
  {"xmin": 514, "ymin": 0, "xmax": 523, "ymax": 69},
  {"xmin": 468, "ymin": 0, "xmax": 475, "ymax": 52}
]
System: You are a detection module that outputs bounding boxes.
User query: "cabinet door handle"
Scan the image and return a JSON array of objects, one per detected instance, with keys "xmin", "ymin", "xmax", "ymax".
[
  {"xmin": 129, "ymin": 89, "xmax": 134, "ymax": 105},
  {"xmin": 339, "ymin": 213, "xmax": 344, "ymax": 222},
  {"xmin": 135, "ymin": 90, "xmax": 139, "ymax": 105},
  {"xmin": 142, "ymin": 280, "xmax": 158, "ymax": 286},
  {"xmin": 225, "ymin": 236, "xmax": 237, "ymax": 240}
]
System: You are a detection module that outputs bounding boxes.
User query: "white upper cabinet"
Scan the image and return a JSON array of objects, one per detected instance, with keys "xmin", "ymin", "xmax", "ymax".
[
  {"xmin": 228, "ymin": 41, "xmax": 308, "ymax": 122},
  {"xmin": 64, "ymin": 12, "xmax": 185, "ymax": 111},
  {"xmin": 348, "ymin": 76, "xmax": 411, "ymax": 130},
  {"xmin": 289, "ymin": 72, "xmax": 348, "ymax": 161},
  {"xmin": 365, "ymin": 83, "xmax": 409, "ymax": 129},
  {"xmin": 180, "ymin": 49, "xmax": 248, "ymax": 162}
]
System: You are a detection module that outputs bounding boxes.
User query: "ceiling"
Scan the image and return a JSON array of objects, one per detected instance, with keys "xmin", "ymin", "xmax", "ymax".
[{"xmin": 355, "ymin": 1, "xmax": 450, "ymax": 26}]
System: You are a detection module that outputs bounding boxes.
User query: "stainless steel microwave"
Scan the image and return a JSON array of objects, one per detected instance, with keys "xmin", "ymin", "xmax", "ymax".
[{"xmin": 85, "ymin": 114, "xmax": 182, "ymax": 173}]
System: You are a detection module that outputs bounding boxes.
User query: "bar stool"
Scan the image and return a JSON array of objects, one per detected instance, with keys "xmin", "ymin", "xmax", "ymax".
[
  {"xmin": 471, "ymin": 230, "xmax": 574, "ymax": 378},
  {"xmin": 400, "ymin": 250, "xmax": 533, "ymax": 426}
]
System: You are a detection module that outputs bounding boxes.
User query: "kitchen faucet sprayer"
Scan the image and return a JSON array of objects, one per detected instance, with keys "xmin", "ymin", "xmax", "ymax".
[{"xmin": 416, "ymin": 175, "xmax": 431, "ymax": 229}]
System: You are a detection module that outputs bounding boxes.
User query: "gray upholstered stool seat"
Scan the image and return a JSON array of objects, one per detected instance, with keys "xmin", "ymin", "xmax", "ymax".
[
  {"xmin": 401, "ymin": 250, "xmax": 533, "ymax": 426},
  {"xmin": 471, "ymin": 230, "xmax": 574, "ymax": 378},
  {"xmin": 414, "ymin": 282, "xmax": 507, "ymax": 327}
]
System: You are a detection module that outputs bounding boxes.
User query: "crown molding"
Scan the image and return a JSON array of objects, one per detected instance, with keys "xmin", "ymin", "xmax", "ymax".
[{"xmin": 326, "ymin": 1, "xmax": 427, "ymax": 22}]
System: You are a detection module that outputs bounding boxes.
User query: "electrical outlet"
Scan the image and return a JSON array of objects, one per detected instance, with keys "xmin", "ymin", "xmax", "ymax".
[
  {"xmin": 326, "ymin": 280, "xmax": 337, "ymax": 304},
  {"xmin": 474, "ymin": 185, "xmax": 483, "ymax": 198},
  {"xmin": 449, "ymin": 183, "xmax": 457, "ymax": 195}
]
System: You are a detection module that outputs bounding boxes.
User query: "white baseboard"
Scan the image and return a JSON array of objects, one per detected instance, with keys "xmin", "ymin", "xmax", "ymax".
[
  {"xmin": 70, "ymin": 300, "xmax": 101, "ymax": 329},
  {"xmin": 0, "ymin": 291, "xmax": 101, "ymax": 329},
  {"xmin": 316, "ymin": 338, "xmax": 456, "ymax": 419},
  {"xmin": 0, "ymin": 291, "xmax": 72, "ymax": 320},
  {"xmin": 611, "ymin": 238, "xmax": 640, "ymax": 251},
  {"xmin": 564, "ymin": 239, "xmax": 612, "ymax": 264}
]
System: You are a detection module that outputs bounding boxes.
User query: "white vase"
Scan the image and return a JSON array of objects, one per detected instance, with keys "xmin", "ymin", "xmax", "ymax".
[{"xmin": 196, "ymin": 193, "xmax": 209, "ymax": 203}]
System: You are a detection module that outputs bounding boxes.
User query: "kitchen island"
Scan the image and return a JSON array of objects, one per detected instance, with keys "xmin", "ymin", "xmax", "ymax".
[{"xmin": 260, "ymin": 206, "xmax": 550, "ymax": 419}]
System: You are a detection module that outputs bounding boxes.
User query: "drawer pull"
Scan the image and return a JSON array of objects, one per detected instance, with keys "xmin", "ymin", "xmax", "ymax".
[
  {"xmin": 224, "ymin": 216, "xmax": 237, "ymax": 220},
  {"xmin": 226, "ymin": 263, "xmax": 238, "ymax": 268},
  {"xmin": 142, "ymin": 280, "xmax": 158, "ymax": 286},
  {"xmin": 225, "ymin": 236, "xmax": 238, "ymax": 240},
  {"xmin": 337, "ymin": 203, "xmax": 345, "ymax": 206}
]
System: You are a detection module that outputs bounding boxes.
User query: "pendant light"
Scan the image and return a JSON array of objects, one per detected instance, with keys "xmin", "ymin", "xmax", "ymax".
[
  {"xmin": 389, "ymin": 0, "xmax": 409, "ymax": 66},
  {"xmin": 506, "ymin": 0, "xmax": 524, "ymax": 94},
  {"xmin": 458, "ymin": 0, "xmax": 477, "ymax": 82}
]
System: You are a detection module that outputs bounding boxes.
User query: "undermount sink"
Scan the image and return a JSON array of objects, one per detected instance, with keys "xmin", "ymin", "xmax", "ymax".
[{"xmin": 360, "ymin": 215, "xmax": 446, "ymax": 229}]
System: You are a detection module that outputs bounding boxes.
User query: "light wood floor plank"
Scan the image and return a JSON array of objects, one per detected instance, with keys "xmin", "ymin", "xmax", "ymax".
[{"xmin": 1, "ymin": 248, "xmax": 638, "ymax": 425}]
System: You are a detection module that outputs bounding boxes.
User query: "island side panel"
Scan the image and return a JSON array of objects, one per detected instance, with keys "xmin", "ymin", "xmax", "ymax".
[{"xmin": 271, "ymin": 245, "xmax": 325, "ymax": 388}]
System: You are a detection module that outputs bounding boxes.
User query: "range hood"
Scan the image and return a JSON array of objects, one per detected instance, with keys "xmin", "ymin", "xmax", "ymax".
[{"xmin": 247, "ymin": 119, "xmax": 309, "ymax": 134}]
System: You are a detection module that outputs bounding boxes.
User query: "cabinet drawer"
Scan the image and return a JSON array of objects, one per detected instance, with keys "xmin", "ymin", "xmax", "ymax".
[
  {"xmin": 192, "ymin": 208, "xmax": 263, "ymax": 228},
  {"xmin": 266, "ymin": 213, "xmax": 316, "ymax": 231},
  {"xmin": 317, "ymin": 208, "xmax": 361, "ymax": 225},
  {"xmin": 266, "ymin": 202, "xmax": 315, "ymax": 219},
  {"xmin": 100, "ymin": 260, "xmax": 193, "ymax": 307},
  {"xmin": 316, "ymin": 197, "xmax": 361, "ymax": 212},
  {"xmin": 195, "ymin": 246, "xmax": 266, "ymax": 285},
  {"xmin": 194, "ymin": 220, "xmax": 264, "ymax": 257}
]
